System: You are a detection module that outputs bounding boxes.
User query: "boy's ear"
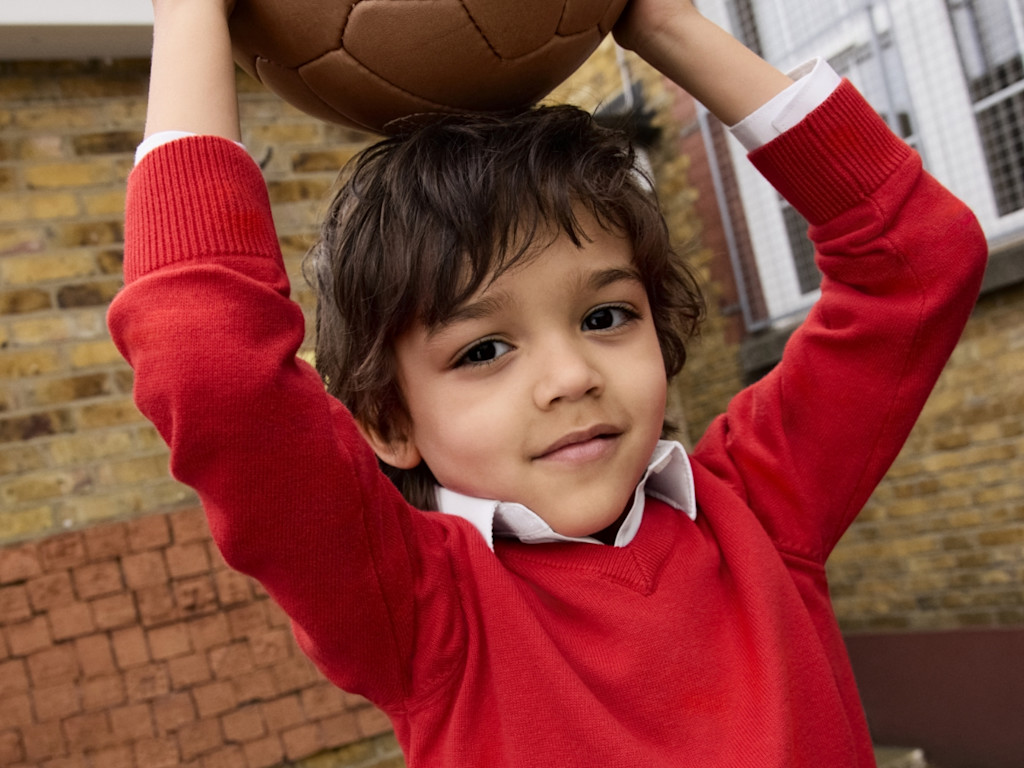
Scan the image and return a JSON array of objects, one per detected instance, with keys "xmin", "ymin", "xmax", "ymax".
[{"xmin": 355, "ymin": 421, "xmax": 422, "ymax": 470}]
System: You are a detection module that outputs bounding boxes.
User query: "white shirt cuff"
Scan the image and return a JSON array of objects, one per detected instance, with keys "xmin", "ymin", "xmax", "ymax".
[
  {"xmin": 135, "ymin": 131, "xmax": 247, "ymax": 165},
  {"xmin": 729, "ymin": 58, "xmax": 842, "ymax": 151}
]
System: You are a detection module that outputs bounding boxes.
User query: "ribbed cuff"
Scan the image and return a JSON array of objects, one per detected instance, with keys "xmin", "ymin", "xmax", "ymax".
[
  {"xmin": 123, "ymin": 135, "xmax": 282, "ymax": 284},
  {"xmin": 748, "ymin": 80, "xmax": 915, "ymax": 226}
]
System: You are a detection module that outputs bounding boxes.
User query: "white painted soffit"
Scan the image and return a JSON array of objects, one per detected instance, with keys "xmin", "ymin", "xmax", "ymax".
[{"xmin": 1, "ymin": 2, "xmax": 154, "ymax": 60}]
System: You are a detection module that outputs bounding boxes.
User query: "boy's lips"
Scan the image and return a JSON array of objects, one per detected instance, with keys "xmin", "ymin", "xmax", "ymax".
[{"xmin": 534, "ymin": 425, "xmax": 622, "ymax": 462}]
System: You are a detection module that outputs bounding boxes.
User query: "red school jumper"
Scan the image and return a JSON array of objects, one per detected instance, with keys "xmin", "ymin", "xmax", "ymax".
[{"xmin": 109, "ymin": 82, "xmax": 987, "ymax": 767}]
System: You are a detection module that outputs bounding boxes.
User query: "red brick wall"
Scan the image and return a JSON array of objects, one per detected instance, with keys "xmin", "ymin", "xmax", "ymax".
[{"xmin": 0, "ymin": 508, "xmax": 400, "ymax": 768}]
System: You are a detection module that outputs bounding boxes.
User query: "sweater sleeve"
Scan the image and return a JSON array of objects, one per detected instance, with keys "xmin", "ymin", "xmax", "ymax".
[
  {"xmin": 693, "ymin": 81, "xmax": 988, "ymax": 563},
  {"xmin": 107, "ymin": 136, "xmax": 465, "ymax": 708}
]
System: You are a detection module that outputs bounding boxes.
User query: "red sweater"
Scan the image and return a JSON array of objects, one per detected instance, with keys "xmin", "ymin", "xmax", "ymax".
[{"xmin": 109, "ymin": 82, "xmax": 987, "ymax": 767}]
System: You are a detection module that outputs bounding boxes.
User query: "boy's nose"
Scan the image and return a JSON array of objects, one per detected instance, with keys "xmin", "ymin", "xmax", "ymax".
[{"xmin": 532, "ymin": 338, "xmax": 603, "ymax": 408}]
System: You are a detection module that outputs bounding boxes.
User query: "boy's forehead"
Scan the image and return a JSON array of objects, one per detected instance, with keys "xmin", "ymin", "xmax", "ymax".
[{"xmin": 427, "ymin": 229, "xmax": 641, "ymax": 332}]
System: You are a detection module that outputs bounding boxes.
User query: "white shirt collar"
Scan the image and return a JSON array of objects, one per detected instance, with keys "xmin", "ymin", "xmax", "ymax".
[{"xmin": 434, "ymin": 440, "xmax": 696, "ymax": 550}]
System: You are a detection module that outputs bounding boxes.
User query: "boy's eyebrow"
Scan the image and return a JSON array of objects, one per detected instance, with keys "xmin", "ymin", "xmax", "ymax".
[
  {"xmin": 587, "ymin": 266, "xmax": 643, "ymax": 291},
  {"xmin": 427, "ymin": 293, "xmax": 509, "ymax": 338},
  {"xmin": 427, "ymin": 266, "xmax": 643, "ymax": 338}
]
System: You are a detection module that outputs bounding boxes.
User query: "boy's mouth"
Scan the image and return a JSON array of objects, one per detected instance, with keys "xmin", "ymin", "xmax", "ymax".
[{"xmin": 534, "ymin": 425, "xmax": 621, "ymax": 462}]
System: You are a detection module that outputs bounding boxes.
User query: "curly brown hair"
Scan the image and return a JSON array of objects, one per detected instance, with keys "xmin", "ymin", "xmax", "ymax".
[{"xmin": 308, "ymin": 104, "xmax": 705, "ymax": 509}]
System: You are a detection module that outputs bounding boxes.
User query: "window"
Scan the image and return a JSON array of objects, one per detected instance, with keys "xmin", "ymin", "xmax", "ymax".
[{"xmin": 696, "ymin": 0, "xmax": 1019, "ymax": 329}]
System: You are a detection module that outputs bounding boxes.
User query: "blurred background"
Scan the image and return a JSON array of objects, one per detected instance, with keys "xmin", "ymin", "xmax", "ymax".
[{"xmin": 0, "ymin": 1, "xmax": 1021, "ymax": 766}]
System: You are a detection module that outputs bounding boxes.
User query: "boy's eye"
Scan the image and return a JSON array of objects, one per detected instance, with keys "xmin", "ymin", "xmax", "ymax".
[
  {"xmin": 583, "ymin": 306, "xmax": 635, "ymax": 331},
  {"xmin": 458, "ymin": 338, "xmax": 512, "ymax": 366}
]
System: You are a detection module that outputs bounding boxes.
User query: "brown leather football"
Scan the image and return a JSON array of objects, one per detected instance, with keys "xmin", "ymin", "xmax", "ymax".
[{"xmin": 229, "ymin": 0, "xmax": 628, "ymax": 135}]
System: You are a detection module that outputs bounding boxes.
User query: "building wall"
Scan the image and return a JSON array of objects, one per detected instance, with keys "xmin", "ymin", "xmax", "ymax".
[{"xmin": 0, "ymin": 43, "xmax": 703, "ymax": 768}]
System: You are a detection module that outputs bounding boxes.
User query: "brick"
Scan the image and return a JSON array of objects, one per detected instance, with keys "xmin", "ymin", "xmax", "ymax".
[
  {"xmin": 0, "ymin": 444, "xmax": 48, "ymax": 475},
  {"xmin": 1, "ymin": 471, "xmax": 73, "ymax": 505},
  {"xmin": 0, "ymin": 505, "xmax": 57, "ymax": 541},
  {"xmin": 0, "ymin": 658, "xmax": 29, "ymax": 695},
  {"xmin": 201, "ymin": 744, "xmax": 247, "ymax": 768},
  {"xmin": 226, "ymin": 603, "xmax": 268, "ymax": 640},
  {"xmin": 0, "ymin": 412, "xmax": 72, "ymax": 445},
  {"xmin": 112, "ymin": 626, "xmax": 150, "ymax": 669},
  {"xmin": 46, "ymin": 431, "xmax": 134, "ymax": 466},
  {"xmin": 81, "ymin": 522, "xmax": 128, "ymax": 560},
  {"xmin": 0, "ymin": 584, "xmax": 32, "ymax": 622},
  {"xmin": 250, "ymin": 628, "xmax": 291, "ymax": 668},
  {"xmin": 165, "ymin": 542, "xmax": 210, "ymax": 579},
  {"xmin": 32, "ymin": 681, "xmax": 82, "ymax": 721},
  {"xmin": 8, "ymin": 615, "xmax": 52, "ymax": 655},
  {"xmin": 212, "ymin": 569, "xmax": 250, "ymax": 608},
  {"xmin": 178, "ymin": 718, "xmax": 224, "ymax": 761},
  {"xmin": 90, "ymin": 592, "xmax": 138, "ymax": 630},
  {"xmin": 27, "ymin": 643, "xmax": 78, "ymax": 687},
  {"xmin": 2, "ymin": 251, "xmax": 96, "ymax": 286},
  {"xmin": 357, "ymin": 706, "xmax": 393, "ymax": 738},
  {"xmin": 81, "ymin": 673, "xmax": 125, "ymax": 711},
  {"xmin": 148, "ymin": 622, "xmax": 192, "ymax": 660},
  {"xmin": 209, "ymin": 641, "xmax": 256, "ymax": 682},
  {"xmin": 88, "ymin": 745, "xmax": 133, "ymax": 768},
  {"xmin": 170, "ymin": 507, "xmax": 210, "ymax": 544},
  {"xmin": 124, "ymin": 662, "xmax": 170, "ymax": 702},
  {"xmin": 127, "ymin": 515, "xmax": 171, "ymax": 552},
  {"xmin": 261, "ymin": 694, "xmax": 304, "ymax": 732},
  {"xmin": 21, "ymin": 721, "xmax": 65, "ymax": 762},
  {"xmin": 48, "ymin": 601, "xmax": 96, "ymax": 640},
  {"xmin": 270, "ymin": 656, "xmax": 319, "ymax": 693},
  {"xmin": 56, "ymin": 280, "xmax": 122, "ymax": 308},
  {"xmin": 168, "ymin": 652, "xmax": 211, "ymax": 689},
  {"xmin": 320, "ymin": 711, "xmax": 361, "ymax": 748},
  {"xmin": 0, "ymin": 691, "xmax": 33, "ymax": 728},
  {"xmin": 281, "ymin": 722, "xmax": 323, "ymax": 761},
  {"xmin": 63, "ymin": 710, "xmax": 115, "ymax": 752},
  {"xmin": 0, "ymin": 348, "xmax": 62, "ymax": 380},
  {"xmin": 0, "ymin": 287, "xmax": 52, "ymax": 314},
  {"xmin": 26, "ymin": 571, "xmax": 74, "ymax": 610},
  {"xmin": 74, "ymin": 634, "xmax": 115, "ymax": 684},
  {"xmin": 188, "ymin": 613, "xmax": 231, "ymax": 651},
  {"xmin": 153, "ymin": 690, "xmax": 196, "ymax": 733},
  {"xmin": 0, "ymin": 730, "xmax": 23, "ymax": 766},
  {"xmin": 300, "ymin": 682, "xmax": 346, "ymax": 719},
  {"xmin": 75, "ymin": 396, "xmax": 144, "ymax": 426},
  {"xmin": 72, "ymin": 560, "xmax": 123, "ymax": 600},
  {"xmin": 242, "ymin": 735, "xmax": 284, "ymax": 768},
  {"xmin": 38, "ymin": 532, "xmax": 86, "ymax": 571},
  {"xmin": 173, "ymin": 576, "xmax": 217, "ymax": 618},
  {"xmin": 232, "ymin": 668, "xmax": 277, "ymax": 704},
  {"xmin": 137, "ymin": 584, "xmax": 177, "ymax": 627},
  {"xmin": 110, "ymin": 702, "xmax": 155, "ymax": 741},
  {"xmin": 24, "ymin": 160, "xmax": 115, "ymax": 189},
  {"xmin": 221, "ymin": 703, "xmax": 266, "ymax": 742},
  {"xmin": 194, "ymin": 679, "xmax": 237, "ymax": 718},
  {"xmin": 134, "ymin": 736, "xmax": 181, "ymax": 768}
]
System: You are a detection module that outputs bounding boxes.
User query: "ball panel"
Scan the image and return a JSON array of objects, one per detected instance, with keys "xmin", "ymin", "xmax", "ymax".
[
  {"xmin": 596, "ymin": 0, "xmax": 630, "ymax": 34},
  {"xmin": 253, "ymin": 56, "xmax": 360, "ymax": 127},
  {"xmin": 299, "ymin": 48, "xmax": 469, "ymax": 132},
  {"xmin": 461, "ymin": 0, "xmax": 565, "ymax": 58},
  {"xmin": 559, "ymin": 0, "xmax": 625, "ymax": 35},
  {"xmin": 348, "ymin": 5, "xmax": 602, "ymax": 110},
  {"xmin": 231, "ymin": 0, "xmax": 353, "ymax": 69}
]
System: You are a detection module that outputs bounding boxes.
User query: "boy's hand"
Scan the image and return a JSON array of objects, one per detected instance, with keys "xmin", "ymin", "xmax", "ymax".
[
  {"xmin": 613, "ymin": 0, "xmax": 699, "ymax": 57},
  {"xmin": 145, "ymin": 0, "xmax": 241, "ymax": 140},
  {"xmin": 613, "ymin": 0, "xmax": 792, "ymax": 126}
]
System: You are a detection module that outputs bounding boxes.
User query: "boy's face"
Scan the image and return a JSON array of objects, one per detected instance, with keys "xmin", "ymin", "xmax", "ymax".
[{"xmin": 386, "ymin": 218, "xmax": 668, "ymax": 538}]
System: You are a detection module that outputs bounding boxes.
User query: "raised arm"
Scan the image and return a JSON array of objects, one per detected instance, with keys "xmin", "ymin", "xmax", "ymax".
[
  {"xmin": 145, "ymin": 0, "xmax": 241, "ymax": 140},
  {"xmin": 615, "ymin": 0, "xmax": 793, "ymax": 125}
]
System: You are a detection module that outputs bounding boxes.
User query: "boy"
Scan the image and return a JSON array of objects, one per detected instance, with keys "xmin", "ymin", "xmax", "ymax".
[{"xmin": 109, "ymin": 0, "xmax": 988, "ymax": 765}]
